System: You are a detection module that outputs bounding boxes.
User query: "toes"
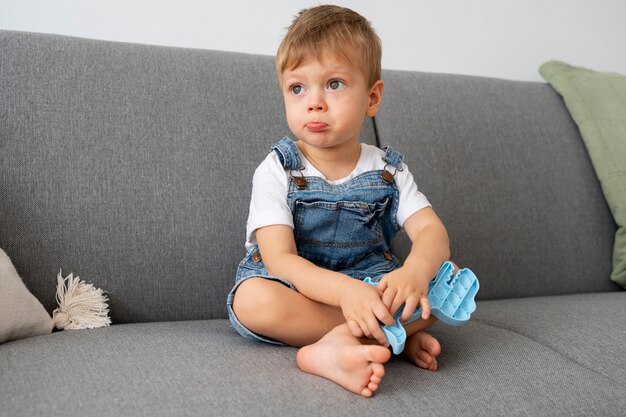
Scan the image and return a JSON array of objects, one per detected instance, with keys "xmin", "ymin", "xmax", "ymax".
[
  {"xmin": 367, "ymin": 380, "xmax": 379, "ymax": 392},
  {"xmin": 415, "ymin": 359, "xmax": 429, "ymax": 369},
  {"xmin": 361, "ymin": 387, "xmax": 373, "ymax": 398},
  {"xmin": 414, "ymin": 350, "xmax": 438, "ymax": 371},
  {"xmin": 418, "ymin": 351, "xmax": 433, "ymax": 365},
  {"xmin": 370, "ymin": 362, "xmax": 386, "ymax": 378},
  {"xmin": 425, "ymin": 339, "xmax": 441, "ymax": 357},
  {"xmin": 370, "ymin": 374, "xmax": 382, "ymax": 385},
  {"xmin": 366, "ymin": 347, "xmax": 391, "ymax": 364},
  {"xmin": 419, "ymin": 334, "xmax": 441, "ymax": 357},
  {"xmin": 366, "ymin": 368, "xmax": 383, "ymax": 395},
  {"xmin": 368, "ymin": 368, "xmax": 383, "ymax": 391},
  {"xmin": 360, "ymin": 361, "xmax": 385, "ymax": 397},
  {"xmin": 417, "ymin": 350, "xmax": 432, "ymax": 364}
]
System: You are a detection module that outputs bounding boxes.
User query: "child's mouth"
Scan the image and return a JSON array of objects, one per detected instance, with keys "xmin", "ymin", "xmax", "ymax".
[{"xmin": 306, "ymin": 122, "xmax": 328, "ymax": 132}]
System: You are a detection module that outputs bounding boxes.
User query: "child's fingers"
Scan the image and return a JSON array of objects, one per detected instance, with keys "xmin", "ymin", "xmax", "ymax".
[
  {"xmin": 373, "ymin": 302, "xmax": 395, "ymax": 326},
  {"xmin": 420, "ymin": 296, "xmax": 431, "ymax": 320},
  {"xmin": 400, "ymin": 295, "xmax": 418, "ymax": 322},
  {"xmin": 398, "ymin": 293, "xmax": 431, "ymax": 322},
  {"xmin": 376, "ymin": 279, "xmax": 388, "ymax": 296},
  {"xmin": 390, "ymin": 292, "xmax": 407, "ymax": 317},
  {"xmin": 381, "ymin": 286, "xmax": 397, "ymax": 309},
  {"xmin": 366, "ymin": 315, "xmax": 389, "ymax": 347},
  {"xmin": 358, "ymin": 318, "xmax": 371, "ymax": 338},
  {"xmin": 347, "ymin": 319, "xmax": 364, "ymax": 339},
  {"xmin": 349, "ymin": 312, "xmax": 376, "ymax": 340}
]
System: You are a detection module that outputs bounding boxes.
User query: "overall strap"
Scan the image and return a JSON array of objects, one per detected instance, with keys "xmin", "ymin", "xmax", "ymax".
[
  {"xmin": 382, "ymin": 146, "xmax": 404, "ymax": 169},
  {"xmin": 381, "ymin": 146, "xmax": 405, "ymax": 184},
  {"xmin": 270, "ymin": 137, "xmax": 303, "ymax": 170}
]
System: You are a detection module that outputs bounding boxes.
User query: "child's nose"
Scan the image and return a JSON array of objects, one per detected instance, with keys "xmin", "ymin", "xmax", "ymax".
[{"xmin": 307, "ymin": 90, "xmax": 327, "ymax": 112}]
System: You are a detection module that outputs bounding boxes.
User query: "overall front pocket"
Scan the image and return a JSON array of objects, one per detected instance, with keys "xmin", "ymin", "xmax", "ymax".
[{"xmin": 293, "ymin": 197, "xmax": 391, "ymax": 269}]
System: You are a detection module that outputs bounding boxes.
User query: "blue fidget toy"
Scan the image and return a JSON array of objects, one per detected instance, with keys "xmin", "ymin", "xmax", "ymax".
[{"xmin": 364, "ymin": 261, "xmax": 479, "ymax": 355}]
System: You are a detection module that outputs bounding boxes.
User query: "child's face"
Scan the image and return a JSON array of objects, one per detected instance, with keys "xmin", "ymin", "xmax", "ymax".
[{"xmin": 280, "ymin": 52, "xmax": 383, "ymax": 151}]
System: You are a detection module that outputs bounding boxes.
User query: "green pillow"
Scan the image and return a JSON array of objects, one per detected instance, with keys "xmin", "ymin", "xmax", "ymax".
[{"xmin": 540, "ymin": 61, "xmax": 626, "ymax": 289}]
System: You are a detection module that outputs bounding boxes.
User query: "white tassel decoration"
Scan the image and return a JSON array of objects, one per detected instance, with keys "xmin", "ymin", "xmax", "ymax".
[{"xmin": 53, "ymin": 270, "xmax": 111, "ymax": 330}]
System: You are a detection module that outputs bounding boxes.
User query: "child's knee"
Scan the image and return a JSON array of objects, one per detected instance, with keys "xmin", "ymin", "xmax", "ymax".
[
  {"xmin": 232, "ymin": 278, "xmax": 285, "ymax": 329},
  {"xmin": 232, "ymin": 278, "xmax": 265, "ymax": 319}
]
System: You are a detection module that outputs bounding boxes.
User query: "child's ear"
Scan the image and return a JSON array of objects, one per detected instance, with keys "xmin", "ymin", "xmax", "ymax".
[{"xmin": 366, "ymin": 80, "xmax": 384, "ymax": 117}]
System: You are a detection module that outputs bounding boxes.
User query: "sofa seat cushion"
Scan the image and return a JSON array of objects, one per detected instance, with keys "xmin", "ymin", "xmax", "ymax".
[
  {"xmin": 1, "ymin": 310, "xmax": 625, "ymax": 416},
  {"xmin": 473, "ymin": 292, "xmax": 626, "ymax": 385}
]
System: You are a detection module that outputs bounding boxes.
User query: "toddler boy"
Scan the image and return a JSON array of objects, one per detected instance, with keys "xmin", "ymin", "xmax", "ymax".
[{"xmin": 227, "ymin": 5, "xmax": 450, "ymax": 397}]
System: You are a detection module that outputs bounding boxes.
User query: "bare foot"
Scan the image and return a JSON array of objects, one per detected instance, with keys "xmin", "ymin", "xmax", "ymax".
[
  {"xmin": 296, "ymin": 324, "xmax": 391, "ymax": 397},
  {"xmin": 403, "ymin": 331, "xmax": 441, "ymax": 371}
]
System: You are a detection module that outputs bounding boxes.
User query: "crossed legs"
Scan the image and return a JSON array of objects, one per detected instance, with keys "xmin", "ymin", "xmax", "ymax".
[{"xmin": 232, "ymin": 277, "xmax": 440, "ymax": 397}]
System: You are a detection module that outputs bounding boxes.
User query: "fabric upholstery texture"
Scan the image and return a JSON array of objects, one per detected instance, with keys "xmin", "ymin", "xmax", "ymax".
[
  {"xmin": 540, "ymin": 61, "xmax": 626, "ymax": 288},
  {"xmin": 0, "ymin": 249, "xmax": 53, "ymax": 343},
  {"xmin": 1, "ymin": 314, "xmax": 625, "ymax": 417},
  {"xmin": 376, "ymin": 69, "xmax": 619, "ymax": 300},
  {"xmin": 474, "ymin": 292, "xmax": 626, "ymax": 385},
  {"xmin": 0, "ymin": 30, "xmax": 377, "ymax": 324}
]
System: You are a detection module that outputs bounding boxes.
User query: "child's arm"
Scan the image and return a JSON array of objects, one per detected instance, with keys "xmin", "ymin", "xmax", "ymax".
[
  {"xmin": 255, "ymin": 224, "xmax": 396, "ymax": 346},
  {"xmin": 377, "ymin": 207, "xmax": 450, "ymax": 322}
]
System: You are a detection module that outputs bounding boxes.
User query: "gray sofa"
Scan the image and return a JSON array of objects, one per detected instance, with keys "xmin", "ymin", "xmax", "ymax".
[{"xmin": 1, "ymin": 30, "xmax": 624, "ymax": 416}]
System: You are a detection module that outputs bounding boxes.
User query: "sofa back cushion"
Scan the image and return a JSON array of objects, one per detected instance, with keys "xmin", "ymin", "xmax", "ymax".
[
  {"xmin": 0, "ymin": 30, "xmax": 377, "ymax": 322},
  {"xmin": 377, "ymin": 70, "xmax": 619, "ymax": 299}
]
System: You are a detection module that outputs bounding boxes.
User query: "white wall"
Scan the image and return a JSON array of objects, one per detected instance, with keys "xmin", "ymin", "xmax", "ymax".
[{"xmin": 1, "ymin": 0, "xmax": 624, "ymax": 82}]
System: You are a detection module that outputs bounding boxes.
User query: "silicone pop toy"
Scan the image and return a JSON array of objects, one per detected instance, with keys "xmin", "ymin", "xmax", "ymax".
[{"xmin": 364, "ymin": 261, "xmax": 479, "ymax": 355}]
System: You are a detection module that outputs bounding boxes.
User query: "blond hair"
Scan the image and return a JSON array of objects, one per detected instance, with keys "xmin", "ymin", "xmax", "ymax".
[{"xmin": 276, "ymin": 5, "xmax": 382, "ymax": 87}]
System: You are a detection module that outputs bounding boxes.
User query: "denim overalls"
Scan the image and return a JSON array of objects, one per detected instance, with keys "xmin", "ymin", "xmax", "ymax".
[{"xmin": 227, "ymin": 137, "xmax": 405, "ymax": 345}]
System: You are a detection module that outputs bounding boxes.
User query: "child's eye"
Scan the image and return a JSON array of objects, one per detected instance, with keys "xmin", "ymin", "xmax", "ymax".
[
  {"xmin": 328, "ymin": 80, "xmax": 345, "ymax": 90},
  {"xmin": 290, "ymin": 85, "xmax": 304, "ymax": 95}
]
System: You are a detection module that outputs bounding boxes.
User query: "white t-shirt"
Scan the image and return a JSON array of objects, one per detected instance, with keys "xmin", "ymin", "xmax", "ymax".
[{"xmin": 245, "ymin": 143, "xmax": 430, "ymax": 250}]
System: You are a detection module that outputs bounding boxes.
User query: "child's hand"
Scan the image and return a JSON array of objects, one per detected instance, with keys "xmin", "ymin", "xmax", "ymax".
[
  {"xmin": 338, "ymin": 279, "xmax": 396, "ymax": 346},
  {"xmin": 377, "ymin": 267, "xmax": 432, "ymax": 322}
]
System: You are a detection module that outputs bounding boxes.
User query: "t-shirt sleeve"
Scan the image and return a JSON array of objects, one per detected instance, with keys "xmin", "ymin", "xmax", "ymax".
[
  {"xmin": 245, "ymin": 154, "xmax": 293, "ymax": 246},
  {"xmin": 395, "ymin": 163, "xmax": 431, "ymax": 226}
]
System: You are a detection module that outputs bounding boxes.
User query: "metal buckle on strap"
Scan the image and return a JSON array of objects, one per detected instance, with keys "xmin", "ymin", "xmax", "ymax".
[
  {"xmin": 290, "ymin": 169, "xmax": 307, "ymax": 189},
  {"xmin": 382, "ymin": 163, "xmax": 397, "ymax": 184}
]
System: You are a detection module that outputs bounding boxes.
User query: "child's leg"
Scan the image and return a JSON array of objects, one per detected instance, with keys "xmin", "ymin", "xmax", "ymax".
[
  {"xmin": 232, "ymin": 274, "xmax": 444, "ymax": 394},
  {"xmin": 232, "ymin": 277, "xmax": 345, "ymax": 346},
  {"xmin": 232, "ymin": 277, "xmax": 391, "ymax": 397}
]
